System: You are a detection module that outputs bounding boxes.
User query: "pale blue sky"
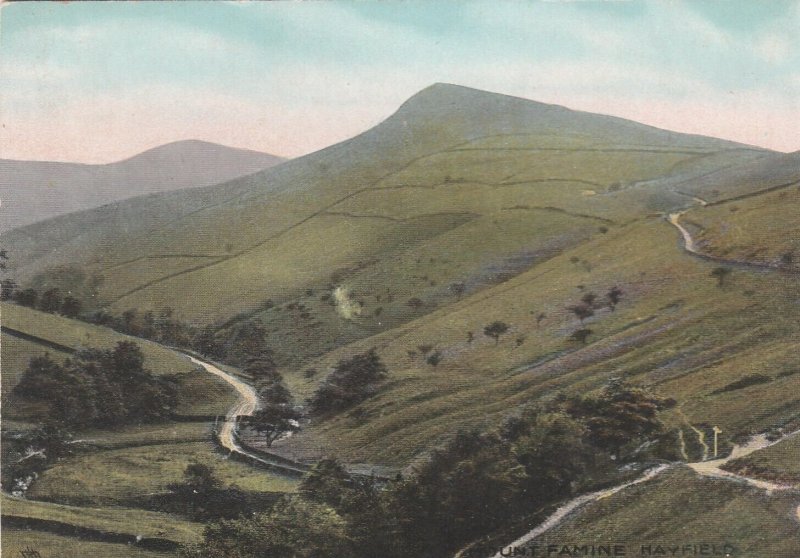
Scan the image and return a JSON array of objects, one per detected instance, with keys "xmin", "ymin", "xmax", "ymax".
[{"xmin": 1, "ymin": 1, "xmax": 798, "ymax": 162}]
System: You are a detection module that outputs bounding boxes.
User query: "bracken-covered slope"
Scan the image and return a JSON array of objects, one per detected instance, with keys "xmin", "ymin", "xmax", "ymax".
[{"xmin": 0, "ymin": 139, "xmax": 285, "ymax": 232}]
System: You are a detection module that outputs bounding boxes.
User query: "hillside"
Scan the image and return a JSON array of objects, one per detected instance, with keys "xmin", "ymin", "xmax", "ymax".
[
  {"xmin": 677, "ymin": 151, "xmax": 800, "ymax": 270},
  {"xmin": 3, "ymin": 83, "xmax": 800, "ymax": 556},
  {"xmin": 3, "ymin": 85, "xmax": 764, "ymax": 335},
  {"xmin": 0, "ymin": 140, "xmax": 285, "ymax": 232},
  {"xmin": 1, "ymin": 303, "xmax": 298, "ymax": 555}
]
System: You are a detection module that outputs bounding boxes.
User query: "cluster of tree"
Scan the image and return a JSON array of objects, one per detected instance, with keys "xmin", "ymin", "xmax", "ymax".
[
  {"xmin": 566, "ymin": 286, "xmax": 624, "ymax": 345},
  {"xmin": 13, "ymin": 341, "xmax": 177, "ymax": 429},
  {"xmin": 184, "ymin": 380, "xmax": 673, "ymax": 558},
  {"xmin": 90, "ymin": 311, "xmax": 274, "ymax": 369},
  {"xmin": 240, "ymin": 353, "xmax": 301, "ymax": 447},
  {"xmin": 309, "ymin": 349, "xmax": 387, "ymax": 415},
  {"xmin": 88, "ymin": 307, "xmax": 196, "ymax": 348},
  {"xmin": 6, "ymin": 285, "xmax": 83, "ymax": 317}
]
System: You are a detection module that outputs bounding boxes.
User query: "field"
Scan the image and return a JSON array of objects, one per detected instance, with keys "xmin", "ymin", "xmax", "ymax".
[
  {"xmin": 531, "ymin": 468, "xmax": 800, "ymax": 558},
  {"xmin": 27, "ymin": 441, "xmax": 297, "ymax": 506},
  {"xmin": 2, "ymin": 529, "xmax": 172, "ymax": 558},
  {"xmin": 723, "ymin": 434, "xmax": 800, "ymax": 485}
]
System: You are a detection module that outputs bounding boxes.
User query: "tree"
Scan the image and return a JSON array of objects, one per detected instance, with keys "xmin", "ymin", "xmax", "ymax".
[
  {"xmin": 483, "ymin": 321, "xmax": 509, "ymax": 345},
  {"xmin": 711, "ymin": 266, "xmax": 731, "ymax": 288},
  {"xmin": 406, "ymin": 297, "xmax": 424, "ymax": 309},
  {"xmin": 426, "ymin": 351, "xmax": 442, "ymax": 367},
  {"xmin": 187, "ymin": 497, "xmax": 353, "ymax": 558},
  {"xmin": 513, "ymin": 412, "xmax": 591, "ymax": 502},
  {"xmin": 449, "ymin": 282, "xmax": 466, "ymax": 300},
  {"xmin": 14, "ymin": 288, "xmax": 38, "ymax": 308},
  {"xmin": 182, "ymin": 462, "xmax": 222, "ymax": 493},
  {"xmin": 570, "ymin": 328, "xmax": 593, "ymax": 345},
  {"xmin": 299, "ymin": 458, "xmax": 352, "ymax": 509},
  {"xmin": 244, "ymin": 404, "xmax": 300, "ymax": 448},
  {"xmin": 61, "ymin": 296, "xmax": 82, "ymax": 318},
  {"xmin": 39, "ymin": 288, "xmax": 63, "ymax": 313},
  {"xmin": 566, "ymin": 379, "xmax": 667, "ymax": 456},
  {"xmin": 581, "ymin": 292, "xmax": 597, "ymax": 306},
  {"xmin": 1, "ymin": 279, "xmax": 17, "ymax": 301},
  {"xmin": 243, "ymin": 351, "xmax": 280, "ymax": 383},
  {"xmin": 260, "ymin": 380, "xmax": 292, "ymax": 405},
  {"xmin": 310, "ymin": 349, "xmax": 388, "ymax": 415},
  {"xmin": 607, "ymin": 286, "xmax": 623, "ymax": 310},
  {"xmin": 568, "ymin": 303, "xmax": 594, "ymax": 323},
  {"xmin": 193, "ymin": 326, "xmax": 223, "ymax": 359},
  {"xmin": 388, "ymin": 431, "xmax": 525, "ymax": 556}
]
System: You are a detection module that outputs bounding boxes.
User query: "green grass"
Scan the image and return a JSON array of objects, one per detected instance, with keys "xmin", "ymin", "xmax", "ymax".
[
  {"xmin": 530, "ymin": 467, "xmax": 800, "ymax": 558},
  {"xmin": 1, "ymin": 302, "xmax": 237, "ymax": 418},
  {"xmin": 2, "ymin": 493, "xmax": 203, "ymax": 546},
  {"xmin": 690, "ymin": 183, "xmax": 800, "ymax": 270},
  {"xmin": 5, "ymin": 85, "xmax": 746, "ymax": 327},
  {"xmin": 1, "ymin": 302, "xmax": 195, "ymax": 376},
  {"xmin": 28, "ymin": 441, "xmax": 298, "ymax": 506},
  {"xmin": 276, "ymin": 216, "xmax": 800, "ymax": 465},
  {"xmin": 723, "ymin": 434, "xmax": 800, "ymax": 485},
  {"xmin": 1, "ymin": 528, "xmax": 171, "ymax": 558}
]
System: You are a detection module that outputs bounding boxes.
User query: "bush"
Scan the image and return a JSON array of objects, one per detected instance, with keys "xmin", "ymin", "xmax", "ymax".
[{"xmin": 309, "ymin": 349, "xmax": 387, "ymax": 415}]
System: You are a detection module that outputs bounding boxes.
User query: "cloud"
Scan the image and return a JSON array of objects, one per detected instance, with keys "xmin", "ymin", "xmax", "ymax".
[{"xmin": 1, "ymin": 1, "xmax": 798, "ymax": 161}]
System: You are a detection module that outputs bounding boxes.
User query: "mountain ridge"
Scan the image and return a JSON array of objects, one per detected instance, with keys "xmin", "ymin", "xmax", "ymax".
[{"xmin": 0, "ymin": 140, "xmax": 285, "ymax": 232}]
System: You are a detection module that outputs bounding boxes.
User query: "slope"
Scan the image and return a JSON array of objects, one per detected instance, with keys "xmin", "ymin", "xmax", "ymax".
[
  {"xmin": 0, "ymin": 140, "xmax": 285, "ymax": 232},
  {"xmin": 268, "ymin": 213, "xmax": 800, "ymax": 466},
  {"xmin": 2, "ymin": 84, "xmax": 765, "ymax": 342},
  {"xmin": 676, "ymin": 151, "xmax": 800, "ymax": 270}
]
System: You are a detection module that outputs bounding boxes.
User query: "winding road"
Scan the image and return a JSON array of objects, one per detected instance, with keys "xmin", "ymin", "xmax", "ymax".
[
  {"xmin": 188, "ymin": 356, "xmax": 258, "ymax": 452},
  {"xmin": 186, "ymin": 355, "xmax": 308, "ymax": 477}
]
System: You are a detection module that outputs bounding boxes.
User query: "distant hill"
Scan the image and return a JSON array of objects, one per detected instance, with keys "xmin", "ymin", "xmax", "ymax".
[{"xmin": 0, "ymin": 140, "xmax": 285, "ymax": 231}]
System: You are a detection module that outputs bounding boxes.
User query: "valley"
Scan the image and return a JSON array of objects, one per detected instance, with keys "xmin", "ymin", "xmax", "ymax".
[{"xmin": 2, "ymin": 84, "xmax": 799, "ymax": 557}]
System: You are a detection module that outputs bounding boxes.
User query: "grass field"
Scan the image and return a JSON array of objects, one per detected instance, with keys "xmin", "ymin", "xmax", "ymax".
[
  {"xmin": 531, "ymin": 467, "xmax": 800, "ymax": 558},
  {"xmin": 689, "ymin": 181, "xmax": 800, "ymax": 270},
  {"xmin": 272, "ymin": 215, "xmax": 800, "ymax": 465},
  {"xmin": 2, "ymin": 529, "xmax": 172, "ymax": 558},
  {"xmin": 2, "ymin": 494, "xmax": 204, "ymax": 546},
  {"xmin": 723, "ymin": 434, "xmax": 800, "ymax": 485},
  {"xmin": 27, "ymin": 441, "xmax": 297, "ymax": 506}
]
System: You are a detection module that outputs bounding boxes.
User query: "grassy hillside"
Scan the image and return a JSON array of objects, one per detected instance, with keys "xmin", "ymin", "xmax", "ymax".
[
  {"xmin": 270, "ymin": 215, "xmax": 800, "ymax": 465},
  {"xmin": 681, "ymin": 154, "xmax": 800, "ymax": 269},
  {"xmin": 531, "ymin": 467, "xmax": 800, "ymax": 558},
  {"xmin": 724, "ymin": 434, "xmax": 800, "ymax": 485},
  {"xmin": 4, "ymin": 85, "xmax": 760, "ymax": 330},
  {"xmin": 0, "ymin": 302, "xmax": 234, "ymax": 418}
]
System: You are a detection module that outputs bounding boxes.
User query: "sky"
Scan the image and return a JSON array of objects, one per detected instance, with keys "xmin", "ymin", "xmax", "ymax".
[{"xmin": 1, "ymin": 0, "xmax": 798, "ymax": 163}]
